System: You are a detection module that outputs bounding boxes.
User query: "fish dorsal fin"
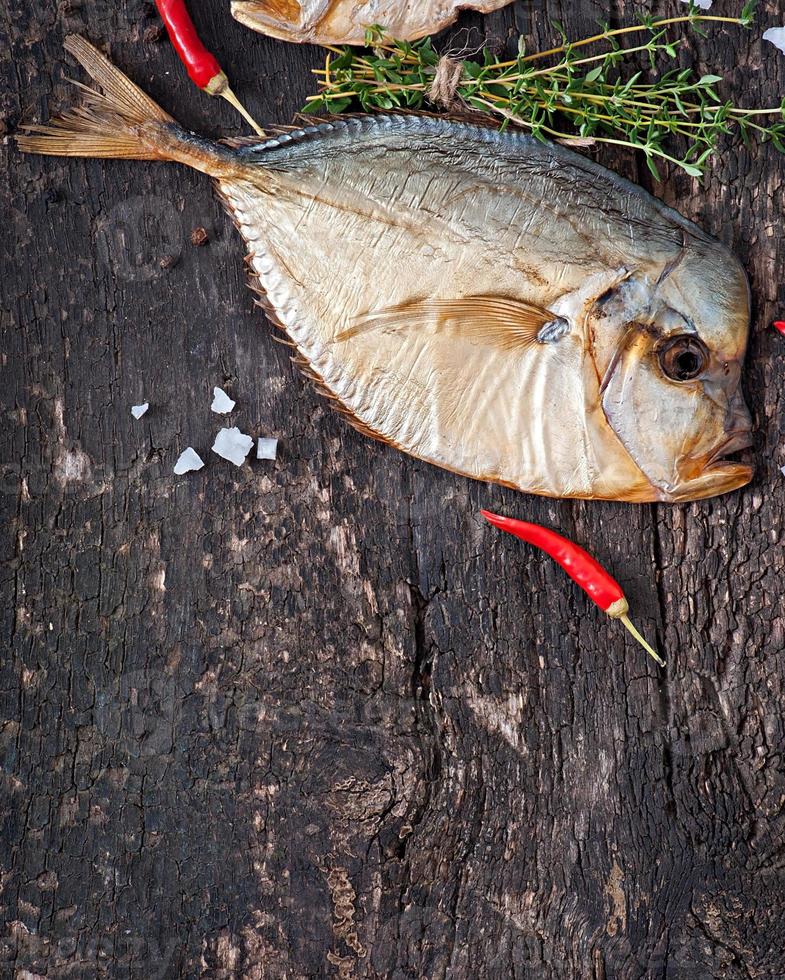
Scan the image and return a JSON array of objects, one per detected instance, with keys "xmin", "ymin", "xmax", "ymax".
[
  {"xmin": 337, "ymin": 295, "xmax": 565, "ymax": 352},
  {"xmin": 220, "ymin": 123, "xmax": 315, "ymax": 149}
]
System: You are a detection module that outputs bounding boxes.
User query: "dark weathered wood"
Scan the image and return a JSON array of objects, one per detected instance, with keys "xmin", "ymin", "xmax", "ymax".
[{"xmin": 2, "ymin": 1, "xmax": 785, "ymax": 977}]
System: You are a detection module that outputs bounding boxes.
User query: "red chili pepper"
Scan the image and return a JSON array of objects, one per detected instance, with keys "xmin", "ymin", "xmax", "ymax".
[
  {"xmin": 155, "ymin": 0, "xmax": 221, "ymax": 89},
  {"xmin": 481, "ymin": 510, "xmax": 664, "ymax": 667},
  {"xmin": 774, "ymin": 321, "xmax": 785, "ymax": 336},
  {"xmin": 154, "ymin": 0, "xmax": 264, "ymax": 135}
]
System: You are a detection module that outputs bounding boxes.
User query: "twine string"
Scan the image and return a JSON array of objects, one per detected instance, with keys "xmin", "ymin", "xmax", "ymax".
[{"xmin": 427, "ymin": 56, "xmax": 464, "ymax": 109}]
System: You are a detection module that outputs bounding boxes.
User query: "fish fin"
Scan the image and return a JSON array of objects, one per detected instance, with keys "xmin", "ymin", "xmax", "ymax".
[
  {"xmin": 220, "ymin": 123, "xmax": 324, "ymax": 152},
  {"xmin": 17, "ymin": 36, "xmax": 175, "ymax": 160},
  {"xmin": 220, "ymin": 124, "xmax": 304, "ymax": 149},
  {"xmin": 221, "ymin": 136, "xmax": 268, "ymax": 149},
  {"xmin": 337, "ymin": 295, "xmax": 559, "ymax": 352},
  {"xmin": 17, "ymin": 37, "xmax": 241, "ymax": 178}
]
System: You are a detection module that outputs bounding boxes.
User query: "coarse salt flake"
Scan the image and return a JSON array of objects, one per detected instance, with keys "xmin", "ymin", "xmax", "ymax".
[
  {"xmin": 174, "ymin": 447, "xmax": 205, "ymax": 475},
  {"xmin": 257, "ymin": 437, "xmax": 278, "ymax": 460},
  {"xmin": 211, "ymin": 386, "xmax": 236, "ymax": 414},
  {"xmin": 763, "ymin": 27, "xmax": 785, "ymax": 55},
  {"xmin": 680, "ymin": 0, "xmax": 711, "ymax": 8},
  {"xmin": 212, "ymin": 427, "xmax": 254, "ymax": 466},
  {"xmin": 131, "ymin": 403, "xmax": 149, "ymax": 419}
]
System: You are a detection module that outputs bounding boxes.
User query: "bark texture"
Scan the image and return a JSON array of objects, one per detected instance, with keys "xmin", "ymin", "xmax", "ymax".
[{"xmin": 2, "ymin": 1, "xmax": 784, "ymax": 977}]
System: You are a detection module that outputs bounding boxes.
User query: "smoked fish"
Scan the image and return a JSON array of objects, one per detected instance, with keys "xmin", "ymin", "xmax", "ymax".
[
  {"xmin": 18, "ymin": 37, "xmax": 754, "ymax": 502},
  {"xmin": 231, "ymin": 0, "xmax": 514, "ymax": 45}
]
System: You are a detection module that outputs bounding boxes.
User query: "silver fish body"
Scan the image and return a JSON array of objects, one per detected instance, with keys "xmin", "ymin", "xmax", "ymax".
[
  {"xmin": 19, "ymin": 40, "xmax": 753, "ymax": 503},
  {"xmin": 219, "ymin": 115, "xmax": 752, "ymax": 501}
]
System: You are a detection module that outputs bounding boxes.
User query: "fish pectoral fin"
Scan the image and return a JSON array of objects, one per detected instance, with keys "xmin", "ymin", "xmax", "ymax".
[{"xmin": 337, "ymin": 295, "xmax": 563, "ymax": 352}]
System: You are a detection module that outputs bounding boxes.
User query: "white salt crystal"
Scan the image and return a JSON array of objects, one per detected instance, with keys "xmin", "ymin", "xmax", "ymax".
[
  {"xmin": 211, "ymin": 386, "xmax": 236, "ymax": 414},
  {"xmin": 680, "ymin": 0, "xmax": 711, "ymax": 8},
  {"xmin": 780, "ymin": 464, "xmax": 785, "ymax": 477},
  {"xmin": 763, "ymin": 27, "xmax": 785, "ymax": 54},
  {"xmin": 212, "ymin": 427, "xmax": 254, "ymax": 466},
  {"xmin": 131, "ymin": 403, "xmax": 149, "ymax": 419},
  {"xmin": 257, "ymin": 437, "xmax": 278, "ymax": 461},
  {"xmin": 174, "ymin": 447, "xmax": 204, "ymax": 475}
]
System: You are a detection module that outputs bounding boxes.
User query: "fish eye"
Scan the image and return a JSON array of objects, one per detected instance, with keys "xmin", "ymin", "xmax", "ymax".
[{"xmin": 658, "ymin": 335, "xmax": 709, "ymax": 382}]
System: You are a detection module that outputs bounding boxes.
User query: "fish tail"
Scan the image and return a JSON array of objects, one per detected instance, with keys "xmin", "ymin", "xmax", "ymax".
[{"xmin": 17, "ymin": 36, "xmax": 241, "ymax": 178}]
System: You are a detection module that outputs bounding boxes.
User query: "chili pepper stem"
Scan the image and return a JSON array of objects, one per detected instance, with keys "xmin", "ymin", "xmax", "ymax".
[
  {"xmin": 599, "ymin": 597, "xmax": 664, "ymax": 666},
  {"xmin": 618, "ymin": 614, "xmax": 665, "ymax": 667},
  {"xmin": 216, "ymin": 81, "xmax": 266, "ymax": 137}
]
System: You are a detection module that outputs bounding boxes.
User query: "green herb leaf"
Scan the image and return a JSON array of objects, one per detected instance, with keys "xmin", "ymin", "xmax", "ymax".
[
  {"xmin": 740, "ymin": 0, "xmax": 758, "ymax": 28},
  {"xmin": 303, "ymin": 19, "xmax": 785, "ymax": 180},
  {"xmin": 645, "ymin": 155, "xmax": 662, "ymax": 181}
]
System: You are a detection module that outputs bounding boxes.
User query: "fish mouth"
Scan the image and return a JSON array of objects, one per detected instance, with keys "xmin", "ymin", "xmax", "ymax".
[
  {"xmin": 706, "ymin": 428, "xmax": 755, "ymax": 466},
  {"xmin": 666, "ymin": 428, "xmax": 754, "ymax": 502}
]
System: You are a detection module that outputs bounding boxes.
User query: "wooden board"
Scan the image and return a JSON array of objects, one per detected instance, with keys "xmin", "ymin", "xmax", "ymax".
[{"xmin": 2, "ymin": 1, "xmax": 784, "ymax": 976}]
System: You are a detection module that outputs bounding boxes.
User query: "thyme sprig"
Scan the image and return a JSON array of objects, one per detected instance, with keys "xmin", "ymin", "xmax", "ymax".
[{"xmin": 303, "ymin": 2, "xmax": 785, "ymax": 179}]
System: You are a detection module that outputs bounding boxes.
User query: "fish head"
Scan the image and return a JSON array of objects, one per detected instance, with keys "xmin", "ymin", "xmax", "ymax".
[{"xmin": 590, "ymin": 241, "xmax": 753, "ymax": 502}]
